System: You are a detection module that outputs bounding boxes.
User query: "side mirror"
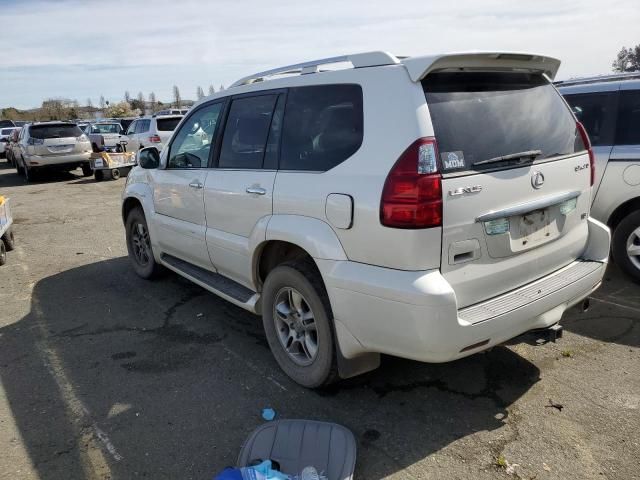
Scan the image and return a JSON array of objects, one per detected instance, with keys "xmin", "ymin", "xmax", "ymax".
[{"xmin": 138, "ymin": 147, "xmax": 160, "ymax": 169}]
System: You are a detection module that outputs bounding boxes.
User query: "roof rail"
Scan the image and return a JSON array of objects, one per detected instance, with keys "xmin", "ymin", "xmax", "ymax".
[
  {"xmin": 554, "ymin": 71, "xmax": 640, "ymax": 86},
  {"xmin": 230, "ymin": 51, "xmax": 400, "ymax": 88}
]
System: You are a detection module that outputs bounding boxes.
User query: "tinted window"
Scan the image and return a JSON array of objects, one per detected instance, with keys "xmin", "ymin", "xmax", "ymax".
[
  {"xmin": 126, "ymin": 121, "xmax": 137, "ymax": 135},
  {"xmin": 136, "ymin": 120, "xmax": 150, "ymax": 134},
  {"xmin": 168, "ymin": 103, "xmax": 223, "ymax": 169},
  {"xmin": 280, "ymin": 85, "xmax": 363, "ymax": 171},
  {"xmin": 0, "ymin": 120, "xmax": 14, "ymax": 128},
  {"xmin": 218, "ymin": 95, "xmax": 278, "ymax": 169},
  {"xmin": 563, "ymin": 92, "xmax": 617, "ymax": 146},
  {"xmin": 615, "ymin": 90, "xmax": 640, "ymax": 145},
  {"xmin": 1, "ymin": 128, "xmax": 15, "ymax": 136},
  {"xmin": 423, "ymin": 72, "xmax": 581, "ymax": 172},
  {"xmin": 90, "ymin": 123, "xmax": 122, "ymax": 134},
  {"xmin": 156, "ymin": 117, "xmax": 182, "ymax": 131},
  {"xmin": 29, "ymin": 124, "xmax": 82, "ymax": 139}
]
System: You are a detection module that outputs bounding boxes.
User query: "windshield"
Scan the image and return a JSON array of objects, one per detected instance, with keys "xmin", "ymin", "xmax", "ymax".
[
  {"xmin": 29, "ymin": 124, "xmax": 83, "ymax": 139},
  {"xmin": 1, "ymin": 128, "xmax": 16, "ymax": 136},
  {"xmin": 156, "ymin": 117, "xmax": 182, "ymax": 131},
  {"xmin": 423, "ymin": 72, "xmax": 582, "ymax": 172},
  {"xmin": 90, "ymin": 124, "xmax": 121, "ymax": 134}
]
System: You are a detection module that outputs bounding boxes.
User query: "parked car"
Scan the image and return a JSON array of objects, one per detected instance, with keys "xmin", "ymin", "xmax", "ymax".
[
  {"xmin": 0, "ymin": 127, "xmax": 19, "ymax": 159},
  {"xmin": 15, "ymin": 122, "xmax": 93, "ymax": 181},
  {"xmin": 155, "ymin": 108, "xmax": 189, "ymax": 116},
  {"xmin": 85, "ymin": 121, "xmax": 126, "ymax": 150},
  {"xmin": 122, "ymin": 51, "xmax": 610, "ymax": 387},
  {"xmin": 5, "ymin": 128, "xmax": 21, "ymax": 166},
  {"xmin": 0, "ymin": 120, "xmax": 16, "ymax": 129},
  {"xmin": 557, "ymin": 72, "xmax": 640, "ymax": 282},
  {"xmin": 124, "ymin": 114, "xmax": 182, "ymax": 151}
]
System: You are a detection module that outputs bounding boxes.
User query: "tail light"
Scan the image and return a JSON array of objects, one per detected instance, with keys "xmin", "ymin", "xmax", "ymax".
[
  {"xmin": 380, "ymin": 137, "xmax": 442, "ymax": 229},
  {"xmin": 149, "ymin": 135, "xmax": 161, "ymax": 143},
  {"xmin": 576, "ymin": 122, "xmax": 595, "ymax": 186}
]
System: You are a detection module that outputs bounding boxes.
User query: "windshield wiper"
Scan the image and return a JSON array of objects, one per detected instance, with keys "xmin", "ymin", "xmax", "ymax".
[{"xmin": 473, "ymin": 149, "xmax": 542, "ymax": 166}]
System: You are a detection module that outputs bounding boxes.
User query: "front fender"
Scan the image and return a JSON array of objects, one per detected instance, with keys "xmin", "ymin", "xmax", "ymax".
[{"xmin": 264, "ymin": 215, "xmax": 348, "ymax": 261}]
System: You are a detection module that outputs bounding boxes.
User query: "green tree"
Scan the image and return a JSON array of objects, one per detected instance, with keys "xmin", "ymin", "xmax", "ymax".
[{"xmin": 612, "ymin": 45, "xmax": 640, "ymax": 72}]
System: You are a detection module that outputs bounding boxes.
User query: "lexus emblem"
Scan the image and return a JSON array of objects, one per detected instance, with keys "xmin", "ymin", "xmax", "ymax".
[{"xmin": 531, "ymin": 171, "xmax": 545, "ymax": 189}]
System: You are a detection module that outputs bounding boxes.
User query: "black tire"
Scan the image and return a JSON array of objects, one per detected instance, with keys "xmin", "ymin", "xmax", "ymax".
[
  {"xmin": 262, "ymin": 260, "xmax": 338, "ymax": 388},
  {"xmin": 0, "ymin": 240, "xmax": 6, "ymax": 266},
  {"xmin": 16, "ymin": 158, "xmax": 23, "ymax": 175},
  {"xmin": 94, "ymin": 170, "xmax": 104, "ymax": 182},
  {"xmin": 81, "ymin": 163, "xmax": 93, "ymax": 177},
  {"xmin": 125, "ymin": 207, "xmax": 163, "ymax": 279},
  {"xmin": 612, "ymin": 210, "xmax": 640, "ymax": 283},
  {"xmin": 24, "ymin": 165, "xmax": 36, "ymax": 182},
  {"xmin": 2, "ymin": 227, "xmax": 15, "ymax": 251},
  {"xmin": 111, "ymin": 168, "xmax": 121, "ymax": 180}
]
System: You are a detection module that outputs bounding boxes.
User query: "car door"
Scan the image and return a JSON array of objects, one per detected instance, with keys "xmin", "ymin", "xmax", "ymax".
[
  {"xmin": 204, "ymin": 91, "xmax": 284, "ymax": 288},
  {"xmin": 125, "ymin": 120, "xmax": 138, "ymax": 151},
  {"xmin": 135, "ymin": 119, "xmax": 151, "ymax": 149},
  {"xmin": 149, "ymin": 100, "xmax": 226, "ymax": 269},
  {"xmin": 610, "ymin": 88, "xmax": 640, "ymax": 165}
]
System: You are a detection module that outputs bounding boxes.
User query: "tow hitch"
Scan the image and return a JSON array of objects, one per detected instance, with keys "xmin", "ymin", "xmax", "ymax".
[{"xmin": 546, "ymin": 323, "xmax": 563, "ymax": 342}]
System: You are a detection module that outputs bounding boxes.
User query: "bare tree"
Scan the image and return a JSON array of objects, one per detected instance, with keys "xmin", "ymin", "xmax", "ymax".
[
  {"xmin": 124, "ymin": 91, "xmax": 131, "ymax": 104},
  {"xmin": 208, "ymin": 84, "xmax": 215, "ymax": 96},
  {"xmin": 137, "ymin": 91, "xmax": 145, "ymax": 104},
  {"xmin": 196, "ymin": 86, "xmax": 205, "ymax": 100},
  {"xmin": 86, "ymin": 98, "xmax": 93, "ymax": 108},
  {"xmin": 148, "ymin": 92, "xmax": 157, "ymax": 112},
  {"xmin": 99, "ymin": 95, "xmax": 106, "ymax": 109},
  {"xmin": 219, "ymin": 84, "xmax": 225, "ymax": 91},
  {"xmin": 172, "ymin": 85, "xmax": 181, "ymax": 108}
]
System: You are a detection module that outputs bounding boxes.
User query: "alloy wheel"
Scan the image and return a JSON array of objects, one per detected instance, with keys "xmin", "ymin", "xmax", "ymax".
[
  {"xmin": 131, "ymin": 222, "xmax": 151, "ymax": 266},
  {"xmin": 627, "ymin": 227, "xmax": 640, "ymax": 271},
  {"xmin": 273, "ymin": 287, "xmax": 318, "ymax": 366}
]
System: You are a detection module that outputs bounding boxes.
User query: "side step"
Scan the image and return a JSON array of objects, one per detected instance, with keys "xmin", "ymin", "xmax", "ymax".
[{"xmin": 161, "ymin": 254, "xmax": 256, "ymax": 304}]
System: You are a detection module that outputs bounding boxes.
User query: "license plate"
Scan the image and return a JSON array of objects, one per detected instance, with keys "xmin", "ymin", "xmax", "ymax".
[
  {"xmin": 518, "ymin": 209, "xmax": 550, "ymax": 244},
  {"xmin": 94, "ymin": 159, "xmax": 104, "ymax": 167},
  {"xmin": 48, "ymin": 144, "xmax": 73, "ymax": 152}
]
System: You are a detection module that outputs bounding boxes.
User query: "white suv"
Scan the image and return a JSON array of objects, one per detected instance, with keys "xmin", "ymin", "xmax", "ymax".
[
  {"xmin": 123, "ymin": 114, "xmax": 182, "ymax": 152},
  {"xmin": 122, "ymin": 51, "xmax": 610, "ymax": 387}
]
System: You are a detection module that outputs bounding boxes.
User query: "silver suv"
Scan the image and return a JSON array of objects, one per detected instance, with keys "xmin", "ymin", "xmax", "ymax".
[
  {"xmin": 15, "ymin": 122, "xmax": 93, "ymax": 181},
  {"xmin": 558, "ymin": 73, "xmax": 640, "ymax": 281},
  {"xmin": 122, "ymin": 51, "xmax": 610, "ymax": 387}
]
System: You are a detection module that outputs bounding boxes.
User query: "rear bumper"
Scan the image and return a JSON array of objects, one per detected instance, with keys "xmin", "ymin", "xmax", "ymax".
[
  {"xmin": 24, "ymin": 152, "xmax": 91, "ymax": 167},
  {"xmin": 318, "ymin": 217, "xmax": 610, "ymax": 363}
]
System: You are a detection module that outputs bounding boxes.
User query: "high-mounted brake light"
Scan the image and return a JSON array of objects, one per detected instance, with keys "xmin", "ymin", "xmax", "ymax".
[
  {"xmin": 380, "ymin": 137, "xmax": 443, "ymax": 229},
  {"xmin": 576, "ymin": 122, "xmax": 595, "ymax": 186},
  {"xmin": 149, "ymin": 135, "xmax": 162, "ymax": 143}
]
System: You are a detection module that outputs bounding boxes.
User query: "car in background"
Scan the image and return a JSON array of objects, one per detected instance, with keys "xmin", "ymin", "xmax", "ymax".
[
  {"xmin": 557, "ymin": 72, "xmax": 640, "ymax": 282},
  {"xmin": 117, "ymin": 117, "xmax": 136, "ymax": 133},
  {"xmin": 155, "ymin": 108, "xmax": 189, "ymax": 116},
  {"xmin": 5, "ymin": 128, "xmax": 21, "ymax": 166},
  {"xmin": 14, "ymin": 122, "xmax": 93, "ymax": 181},
  {"xmin": 124, "ymin": 114, "xmax": 182, "ymax": 151},
  {"xmin": 0, "ymin": 120, "xmax": 16, "ymax": 129},
  {"xmin": 0, "ymin": 127, "xmax": 19, "ymax": 159},
  {"xmin": 85, "ymin": 121, "xmax": 126, "ymax": 150}
]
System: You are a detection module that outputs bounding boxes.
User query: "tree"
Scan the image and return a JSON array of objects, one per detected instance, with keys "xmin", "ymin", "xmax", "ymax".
[
  {"xmin": 99, "ymin": 95, "xmax": 106, "ymax": 110},
  {"xmin": 86, "ymin": 98, "xmax": 93, "ymax": 108},
  {"xmin": 219, "ymin": 84, "xmax": 225, "ymax": 91},
  {"xmin": 137, "ymin": 91, "xmax": 145, "ymax": 104},
  {"xmin": 612, "ymin": 45, "xmax": 640, "ymax": 72},
  {"xmin": 148, "ymin": 92, "xmax": 157, "ymax": 112},
  {"xmin": 208, "ymin": 84, "xmax": 215, "ymax": 96},
  {"xmin": 105, "ymin": 101, "xmax": 135, "ymax": 118},
  {"xmin": 172, "ymin": 85, "xmax": 181, "ymax": 108},
  {"xmin": 124, "ymin": 91, "xmax": 131, "ymax": 104},
  {"xmin": 130, "ymin": 91, "xmax": 146, "ymax": 112},
  {"xmin": 196, "ymin": 86, "xmax": 205, "ymax": 100}
]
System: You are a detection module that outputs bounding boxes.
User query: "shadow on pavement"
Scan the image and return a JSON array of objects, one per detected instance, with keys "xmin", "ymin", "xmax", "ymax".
[
  {"xmin": 0, "ymin": 162, "xmax": 84, "ymax": 187},
  {"xmin": 0, "ymin": 257, "xmax": 542, "ymax": 479}
]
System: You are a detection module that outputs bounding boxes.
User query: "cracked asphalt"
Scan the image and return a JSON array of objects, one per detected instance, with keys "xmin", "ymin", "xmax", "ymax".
[{"xmin": 0, "ymin": 162, "xmax": 639, "ymax": 480}]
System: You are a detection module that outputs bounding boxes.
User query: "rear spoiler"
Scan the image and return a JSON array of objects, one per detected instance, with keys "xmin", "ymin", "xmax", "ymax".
[{"xmin": 401, "ymin": 52, "xmax": 561, "ymax": 81}]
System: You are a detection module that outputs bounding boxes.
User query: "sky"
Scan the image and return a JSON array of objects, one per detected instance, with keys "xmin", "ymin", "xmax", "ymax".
[{"xmin": 1, "ymin": 0, "xmax": 639, "ymax": 109}]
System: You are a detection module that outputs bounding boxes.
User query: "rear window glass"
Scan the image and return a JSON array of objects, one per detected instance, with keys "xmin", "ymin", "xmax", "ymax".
[
  {"xmin": 90, "ymin": 124, "xmax": 121, "ymax": 134},
  {"xmin": 0, "ymin": 120, "xmax": 14, "ymax": 128},
  {"xmin": 423, "ymin": 72, "xmax": 582, "ymax": 172},
  {"xmin": 156, "ymin": 117, "xmax": 182, "ymax": 131},
  {"xmin": 1, "ymin": 128, "xmax": 15, "ymax": 136},
  {"xmin": 29, "ymin": 124, "xmax": 82, "ymax": 139},
  {"xmin": 280, "ymin": 85, "xmax": 363, "ymax": 171},
  {"xmin": 563, "ymin": 92, "xmax": 618, "ymax": 146},
  {"xmin": 615, "ymin": 90, "xmax": 640, "ymax": 145}
]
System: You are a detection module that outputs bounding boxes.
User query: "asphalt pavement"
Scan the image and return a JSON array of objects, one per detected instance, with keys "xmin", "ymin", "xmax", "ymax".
[{"xmin": 0, "ymin": 162, "xmax": 638, "ymax": 479}]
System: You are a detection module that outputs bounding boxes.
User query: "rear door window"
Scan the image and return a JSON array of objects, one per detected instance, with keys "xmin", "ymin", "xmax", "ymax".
[
  {"xmin": 156, "ymin": 117, "xmax": 182, "ymax": 131},
  {"xmin": 563, "ymin": 92, "xmax": 618, "ymax": 146},
  {"xmin": 136, "ymin": 120, "xmax": 150, "ymax": 134},
  {"xmin": 218, "ymin": 94, "xmax": 278, "ymax": 169},
  {"xmin": 29, "ymin": 124, "xmax": 83, "ymax": 139},
  {"xmin": 423, "ymin": 72, "xmax": 582, "ymax": 172},
  {"xmin": 280, "ymin": 85, "xmax": 363, "ymax": 171},
  {"xmin": 615, "ymin": 90, "xmax": 640, "ymax": 145}
]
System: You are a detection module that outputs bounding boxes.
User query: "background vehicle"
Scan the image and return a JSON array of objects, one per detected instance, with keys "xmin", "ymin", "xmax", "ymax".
[
  {"xmin": 557, "ymin": 73, "xmax": 640, "ymax": 281},
  {"xmin": 15, "ymin": 122, "xmax": 93, "ymax": 181},
  {"xmin": 0, "ymin": 127, "xmax": 19, "ymax": 159},
  {"xmin": 123, "ymin": 51, "xmax": 609, "ymax": 387},
  {"xmin": 0, "ymin": 120, "xmax": 16, "ymax": 128},
  {"xmin": 5, "ymin": 128, "xmax": 21, "ymax": 166},
  {"xmin": 124, "ymin": 114, "xmax": 182, "ymax": 151},
  {"xmin": 85, "ymin": 121, "xmax": 126, "ymax": 150}
]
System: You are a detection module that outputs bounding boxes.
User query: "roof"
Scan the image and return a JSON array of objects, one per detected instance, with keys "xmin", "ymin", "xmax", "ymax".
[{"xmin": 554, "ymin": 71, "xmax": 640, "ymax": 87}]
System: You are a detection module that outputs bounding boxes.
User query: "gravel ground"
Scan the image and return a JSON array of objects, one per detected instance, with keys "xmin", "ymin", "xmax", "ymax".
[{"xmin": 0, "ymin": 162, "xmax": 638, "ymax": 480}]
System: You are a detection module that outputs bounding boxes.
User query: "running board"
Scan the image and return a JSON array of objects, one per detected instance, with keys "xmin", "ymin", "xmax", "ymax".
[{"xmin": 160, "ymin": 253, "xmax": 259, "ymax": 312}]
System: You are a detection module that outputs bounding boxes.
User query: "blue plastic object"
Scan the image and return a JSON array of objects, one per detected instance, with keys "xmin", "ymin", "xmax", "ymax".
[
  {"xmin": 213, "ymin": 461, "xmax": 289, "ymax": 480},
  {"xmin": 261, "ymin": 408, "xmax": 276, "ymax": 421}
]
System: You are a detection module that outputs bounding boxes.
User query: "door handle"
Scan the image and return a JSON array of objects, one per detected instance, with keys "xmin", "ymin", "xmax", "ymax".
[
  {"xmin": 246, "ymin": 187, "xmax": 266, "ymax": 195},
  {"xmin": 189, "ymin": 181, "xmax": 204, "ymax": 189}
]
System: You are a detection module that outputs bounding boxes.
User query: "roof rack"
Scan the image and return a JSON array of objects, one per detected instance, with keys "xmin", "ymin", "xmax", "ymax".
[
  {"xmin": 554, "ymin": 71, "xmax": 640, "ymax": 86},
  {"xmin": 230, "ymin": 51, "xmax": 399, "ymax": 88}
]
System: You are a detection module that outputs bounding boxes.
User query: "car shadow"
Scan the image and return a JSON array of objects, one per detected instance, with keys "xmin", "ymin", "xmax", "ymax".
[
  {"xmin": 0, "ymin": 257, "xmax": 541, "ymax": 479},
  {"xmin": 0, "ymin": 163, "xmax": 85, "ymax": 187},
  {"xmin": 561, "ymin": 263, "xmax": 640, "ymax": 348}
]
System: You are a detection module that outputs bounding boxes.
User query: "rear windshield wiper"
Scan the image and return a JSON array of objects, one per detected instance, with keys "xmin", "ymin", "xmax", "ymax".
[{"xmin": 473, "ymin": 150, "xmax": 542, "ymax": 166}]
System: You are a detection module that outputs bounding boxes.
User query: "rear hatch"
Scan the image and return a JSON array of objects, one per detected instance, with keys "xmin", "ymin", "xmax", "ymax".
[
  {"xmin": 155, "ymin": 116, "xmax": 182, "ymax": 144},
  {"xmin": 29, "ymin": 124, "xmax": 84, "ymax": 156},
  {"xmin": 90, "ymin": 124, "xmax": 123, "ymax": 146},
  {"xmin": 422, "ymin": 71, "xmax": 592, "ymax": 308}
]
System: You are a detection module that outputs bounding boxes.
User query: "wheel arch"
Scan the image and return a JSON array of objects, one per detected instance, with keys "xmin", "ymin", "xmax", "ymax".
[{"xmin": 608, "ymin": 196, "xmax": 640, "ymax": 232}]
